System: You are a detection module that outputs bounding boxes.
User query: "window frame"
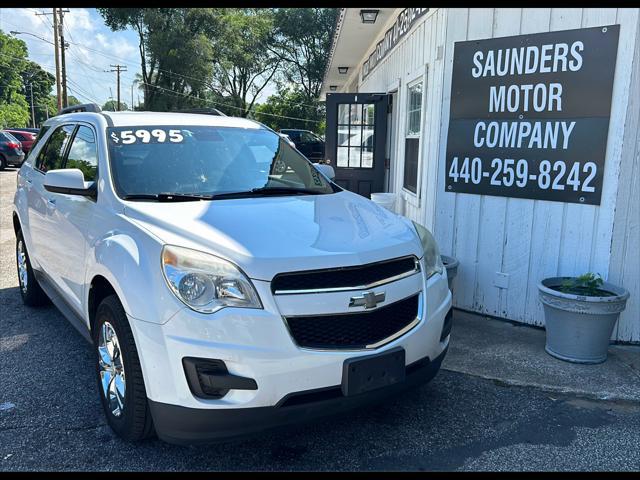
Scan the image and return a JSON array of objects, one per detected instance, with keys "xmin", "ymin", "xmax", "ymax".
[
  {"xmin": 63, "ymin": 123, "xmax": 100, "ymax": 184},
  {"xmin": 401, "ymin": 75, "xmax": 425, "ymax": 196},
  {"xmin": 33, "ymin": 123, "xmax": 76, "ymax": 175}
]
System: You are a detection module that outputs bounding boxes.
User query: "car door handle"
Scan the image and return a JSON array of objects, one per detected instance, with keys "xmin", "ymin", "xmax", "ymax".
[
  {"xmin": 47, "ymin": 198, "xmax": 56, "ymax": 208},
  {"xmin": 25, "ymin": 178, "xmax": 33, "ymax": 185}
]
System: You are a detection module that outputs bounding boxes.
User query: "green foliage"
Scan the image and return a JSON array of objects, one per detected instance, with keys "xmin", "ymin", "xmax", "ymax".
[
  {"xmin": 20, "ymin": 61, "xmax": 55, "ymax": 126},
  {"xmin": 271, "ymin": 9, "xmax": 339, "ymax": 100},
  {"xmin": 207, "ymin": 9, "xmax": 279, "ymax": 117},
  {"xmin": 559, "ymin": 273, "xmax": 613, "ymax": 297},
  {"xmin": 98, "ymin": 8, "xmax": 215, "ymax": 112},
  {"xmin": 0, "ymin": 29, "xmax": 30, "ymax": 128},
  {"xmin": 254, "ymin": 87, "xmax": 324, "ymax": 134},
  {"xmin": 102, "ymin": 99, "xmax": 128, "ymax": 111},
  {"xmin": 97, "ymin": 8, "xmax": 338, "ymax": 125}
]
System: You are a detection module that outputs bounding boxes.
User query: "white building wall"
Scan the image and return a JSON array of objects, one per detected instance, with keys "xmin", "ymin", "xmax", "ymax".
[{"xmin": 351, "ymin": 8, "xmax": 640, "ymax": 341}]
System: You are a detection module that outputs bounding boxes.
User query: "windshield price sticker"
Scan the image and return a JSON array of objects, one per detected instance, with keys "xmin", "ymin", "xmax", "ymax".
[
  {"xmin": 445, "ymin": 25, "xmax": 619, "ymax": 205},
  {"xmin": 109, "ymin": 128, "xmax": 184, "ymax": 145}
]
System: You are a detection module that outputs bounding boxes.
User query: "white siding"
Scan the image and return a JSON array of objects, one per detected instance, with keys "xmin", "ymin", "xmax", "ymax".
[{"xmin": 351, "ymin": 8, "xmax": 640, "ymax": 341}]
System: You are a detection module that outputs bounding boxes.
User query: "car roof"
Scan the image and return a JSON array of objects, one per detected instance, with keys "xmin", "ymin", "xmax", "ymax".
[{"xmin": 45, "ymin": 111, "xmax": 265, "ymax": 130}]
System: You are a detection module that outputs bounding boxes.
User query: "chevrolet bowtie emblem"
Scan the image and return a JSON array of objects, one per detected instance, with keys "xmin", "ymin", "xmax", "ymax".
[{"xmin": 349, "ymin": 291, "xmax": 386, "ymax": 309}]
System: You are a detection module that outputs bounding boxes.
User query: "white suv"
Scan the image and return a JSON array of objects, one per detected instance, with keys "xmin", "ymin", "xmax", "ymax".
[{"xmin": 12, "ymin": 105, "xmax": 452, "ymax": 444}]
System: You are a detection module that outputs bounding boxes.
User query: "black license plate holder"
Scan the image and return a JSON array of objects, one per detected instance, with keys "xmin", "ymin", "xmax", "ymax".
[{"xmin": 341, "ymin": 347, "xmax": 406, "ymax": 396}]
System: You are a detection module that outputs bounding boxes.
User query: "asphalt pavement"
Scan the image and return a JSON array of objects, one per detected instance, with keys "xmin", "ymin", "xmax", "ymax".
[{"xmin": 1, "ymin": 167, "xmax": 639, "ymax": 471}]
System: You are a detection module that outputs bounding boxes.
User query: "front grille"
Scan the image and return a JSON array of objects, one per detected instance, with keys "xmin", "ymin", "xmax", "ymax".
[
  {"xmin": 272, "ymin": 256, "xmax": 418, "ymax": 294},
  {"xmin": 284, "ymin": 293, "xmax": 420, "ymax": 349}
]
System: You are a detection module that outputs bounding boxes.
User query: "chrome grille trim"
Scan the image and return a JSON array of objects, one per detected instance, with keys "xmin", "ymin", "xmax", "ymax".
[{"xmin": 273, "ymin": 256, "xmax": 421, "ymax": 295}]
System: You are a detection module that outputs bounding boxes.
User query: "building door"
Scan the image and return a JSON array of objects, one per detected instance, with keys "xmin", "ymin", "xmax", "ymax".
[{"xmin": 325, "ymin": 92, "xmax": 389, "ymax": 197}]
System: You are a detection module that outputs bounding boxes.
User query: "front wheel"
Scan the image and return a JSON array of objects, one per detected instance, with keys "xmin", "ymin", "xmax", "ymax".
[{"xmin": 93, "ymin": 294, "xmax": 154, "ymax": 441}]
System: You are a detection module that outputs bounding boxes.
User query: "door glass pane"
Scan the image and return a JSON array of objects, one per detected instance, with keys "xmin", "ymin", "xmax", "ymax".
[
  {"xmin": 406, "ymin": 82, "xmax": 423, "ymax": 136},
  {"xmin": 364, "ymin": 104, "xmax": 375, "ymax": 125},
  {"xmin": 360, "ymin": 126, "xmax": 374, "ymax": 169},
  {"xmin": 338, "ymin": 104, "xmax": 350, "ymax": 124},
  {"xmin": 337, "ymin": 147, "xmax": 349, "ymax": 167},
  {"xmin": 350, "ymin": 104, "xmax": 363, "ymax": 125},
  {"xmin": 348, "ymin": 146, "xmax": 361, "ymax": 167},
  {"xmin": 338, "ymin": 126, "xmax": 350, "ymax": 148},
  {"xmin": 65, "ymin": 126, "xmax": 98, "ymax": 181}
]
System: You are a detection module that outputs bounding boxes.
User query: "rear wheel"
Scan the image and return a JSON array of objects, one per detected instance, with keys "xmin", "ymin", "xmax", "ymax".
[
  {"xmin": 16, "ymin": 230, "xmax": 48, "ymax": 306},
  {"xmin": 93, "ymin": 294, "xmax": 154, "ymax": 441},
  {"xmin": 0, "ymin": 154, "xmax": 6, "ymax": 170}
]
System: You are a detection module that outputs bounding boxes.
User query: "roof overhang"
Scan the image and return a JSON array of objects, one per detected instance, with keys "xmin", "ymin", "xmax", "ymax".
[{"xmin": 320, "ymin": 8, "xmax": 400, "ymax": 100}]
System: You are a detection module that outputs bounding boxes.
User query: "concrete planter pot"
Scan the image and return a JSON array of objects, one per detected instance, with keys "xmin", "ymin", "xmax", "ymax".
[
  {"xmin": 538, "ymin": 277, "xmax": 629, "ymax": 364},
  {"xmin": 441, "ymin": 255, "xmax": 459, "ymax": 293}
]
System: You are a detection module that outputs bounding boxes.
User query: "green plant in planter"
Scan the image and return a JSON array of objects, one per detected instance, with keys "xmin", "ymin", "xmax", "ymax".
[{"xmin": 558, "ymin": 273, "xmax": 614, "ymax": 297}]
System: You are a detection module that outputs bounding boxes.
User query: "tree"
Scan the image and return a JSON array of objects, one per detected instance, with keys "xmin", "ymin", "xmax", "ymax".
[
  {"xmin": 20, "ymin": 61, "xmax": 55, "ymax": 126},
  {"xmin": 254, "ymin": 87, "xmax": 324, "ymax": 134},
  {"xmin": 98, "ymin": 8, "xmax": 215, "ymax": 111},
  {"xmin": 0, "ymin": 30, "xmax": 30, "ymax": 128},
  {"xmin": 270, "ymin": 9, "xmax": 339, "ymax": 101},
  {"xmin": 207, "ymin": 9, "xmax": 280, "ymax": 118},
  {"xmin": 102, "ymin": 99, "xmax": 128, "ymax": 111}
]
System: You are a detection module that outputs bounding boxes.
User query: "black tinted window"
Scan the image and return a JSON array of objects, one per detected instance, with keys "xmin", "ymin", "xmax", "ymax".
[
  {"xmin": 10, "ymin": 132, "xmax": 26, "ymax": 141},
  {"xmin": 65, "ymin": 126, "xmax": 98, "ymax": 181},
  {"xmin": 36, "ymin": 125, "xmax": 74, "ymax": 172}
]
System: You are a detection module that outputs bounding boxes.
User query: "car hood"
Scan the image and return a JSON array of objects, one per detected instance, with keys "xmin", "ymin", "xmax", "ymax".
[{"xmin": 123, "ymin": 190, "xmax": 422, "ymax": 280}]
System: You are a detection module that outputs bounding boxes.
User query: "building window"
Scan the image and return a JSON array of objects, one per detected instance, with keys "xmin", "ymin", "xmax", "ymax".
[
  {"xmin": 404, "ymin": 81, "xmax": 423, "ymax": 193},
  {"xmin": 336, "ymin": 103, "xmax": 375, "ymax": 168}
]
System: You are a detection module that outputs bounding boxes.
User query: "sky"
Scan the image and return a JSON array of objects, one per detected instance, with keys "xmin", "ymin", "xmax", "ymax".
[{"xmin": 0, "ymin": 8, "xmax": 276, "ymax": 110}]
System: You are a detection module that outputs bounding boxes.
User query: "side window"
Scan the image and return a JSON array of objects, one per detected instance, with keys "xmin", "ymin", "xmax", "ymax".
[
  {"xmin": 65, "ymin": 125, "xmax": 98, "ymax": 182},
  {"xmin": 35, "ymin": 125, "xmax": 75, "ymax": 173},
  {"xmin": 300, "ymin": 131, "xmax": 319, "ymax": 143},
  {"xmin": 31, "ymin": 126, "xmax": 50, "ymax": 150},
  {"xmin": 403, "ymin": 81, "xmax": 423, "ymax": 193}
]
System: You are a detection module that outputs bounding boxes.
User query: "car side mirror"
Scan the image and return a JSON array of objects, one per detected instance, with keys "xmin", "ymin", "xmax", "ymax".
[
  {"xmin": 314, "ymin": 163, "xmax": 335, "ymax": 181},
  {"xmin": 43, "ymin": 169, "xmax": 96, "ymax": 198}
]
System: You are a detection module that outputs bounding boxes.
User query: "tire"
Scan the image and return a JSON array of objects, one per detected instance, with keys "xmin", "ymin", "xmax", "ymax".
[
  {"xmin": 15, "ymin": 230, "xmax": 49, "ymax": 306},
  {"xmin": 0, "ymin": 154, "xmax": 6, "ymax": 170},
  {"xmin": 93, "ymin": 294, "xmax": 154, "ymax": 441}
]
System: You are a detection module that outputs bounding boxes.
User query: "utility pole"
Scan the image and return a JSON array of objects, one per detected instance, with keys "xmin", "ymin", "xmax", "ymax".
[
  {"xmin": 28, "ymin": 84, "xmax": 35, "ymax": 127},
  {"xmin": 131, "ymin": 83, "xmax": 134, "ymax": 111},
  {"xmin": 35, "ymin": 9, "xmax": 69, "ymax": 110},
  {"xmin": 47, "ymin": 9, "xmax": 62, "ymax": 111},
  {"xmin": 58, "ymin": 8, "xmax": 70, "ymax": 108},
  {"xmin": 106, "ymin": 65, "xmax": 127, "ymax": 111}
]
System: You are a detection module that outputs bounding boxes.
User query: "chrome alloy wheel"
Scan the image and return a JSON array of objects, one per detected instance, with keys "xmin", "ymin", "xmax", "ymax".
[
  {"xmin": 17, "ymin": 239, "xmax": 28, "ymax": 293},
  {"xmin": 98, "ymin": 322, "xmax": 126, "ymax": 417}
]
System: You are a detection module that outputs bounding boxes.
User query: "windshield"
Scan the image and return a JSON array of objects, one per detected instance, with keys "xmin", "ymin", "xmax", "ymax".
[{"xmin": 106, "ymin": 125, "xmax": 336, "ymax": 199}]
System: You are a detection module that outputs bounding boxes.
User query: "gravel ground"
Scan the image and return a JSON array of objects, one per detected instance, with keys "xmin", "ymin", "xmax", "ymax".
[{"xmin": 1, "ymin": 167, "xmax": 639, "ymax": 471}]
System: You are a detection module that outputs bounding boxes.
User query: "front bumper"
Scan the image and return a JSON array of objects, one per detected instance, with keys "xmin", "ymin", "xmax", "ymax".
[{"xmin": 149, "ymin": 346, "xmax": 448, "ymax": 445}]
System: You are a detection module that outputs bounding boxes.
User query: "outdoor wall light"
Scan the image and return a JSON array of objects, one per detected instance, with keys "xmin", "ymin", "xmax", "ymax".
[
  {"xmin": 338, "ymin": 66, "xmax": 349, "ymax": 74},
  {"xmin": 329, "ymin": 85, "xmax": 338, "ymax": 91},
  {"xmin": 360, "ymin": 10, "xmax": 379, "ymax": 24}
]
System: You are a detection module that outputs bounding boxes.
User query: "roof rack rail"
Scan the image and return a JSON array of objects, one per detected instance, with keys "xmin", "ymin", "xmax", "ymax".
[
  {"xmin": 174, "ymin": 107, "xmax": 226, "ymax": 117},
  {"xmin": 57, "ymin": 103, "xmax": 102, "ymax": 116}
]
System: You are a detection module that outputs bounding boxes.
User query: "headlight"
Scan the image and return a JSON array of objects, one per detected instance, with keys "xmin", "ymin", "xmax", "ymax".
[
  {"xmin": 412, "ymin": 221, "xmax": 444, "ymax": 279},
  {"xmin": 161, "ymin": 245, "xmax": 262, "ymax": 313}
]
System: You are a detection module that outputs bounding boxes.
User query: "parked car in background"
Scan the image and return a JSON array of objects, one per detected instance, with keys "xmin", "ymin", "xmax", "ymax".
[
  {"xmin": 279, "ymin": 129, "xmax": 325, "ymax": 162},
  {"xmin": 17, "ymin": 127, "xmax": 41, "ymax": 134},
  {"xmin": 0, "ymin": 131, "xmax": 25, "ymax": 169},
  {"xmin": 5, "ymin": 129, "xmax": 37, "ymax": 154}
]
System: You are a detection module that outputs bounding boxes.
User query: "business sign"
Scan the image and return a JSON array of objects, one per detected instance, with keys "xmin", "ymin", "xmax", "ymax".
[
  {"xmin": 361, "ymin": 8, "xmax": 429, "ymax": 81},
  {"xmin": 445, "ymin": 25, "xmax": 619, "ymax": 205}
]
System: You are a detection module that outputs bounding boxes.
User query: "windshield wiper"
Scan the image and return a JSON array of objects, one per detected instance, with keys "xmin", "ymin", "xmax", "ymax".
[
  {"xmin": 210, "ymin": 187, "xmax": 323, "ymax": 200},
  {"xmin": 121, "ymin": 193, "xmax": 215, "ymax": 202},
  {"xmin": 122, "ymin": 187, "xmax": 324, "ymax": 202}
]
